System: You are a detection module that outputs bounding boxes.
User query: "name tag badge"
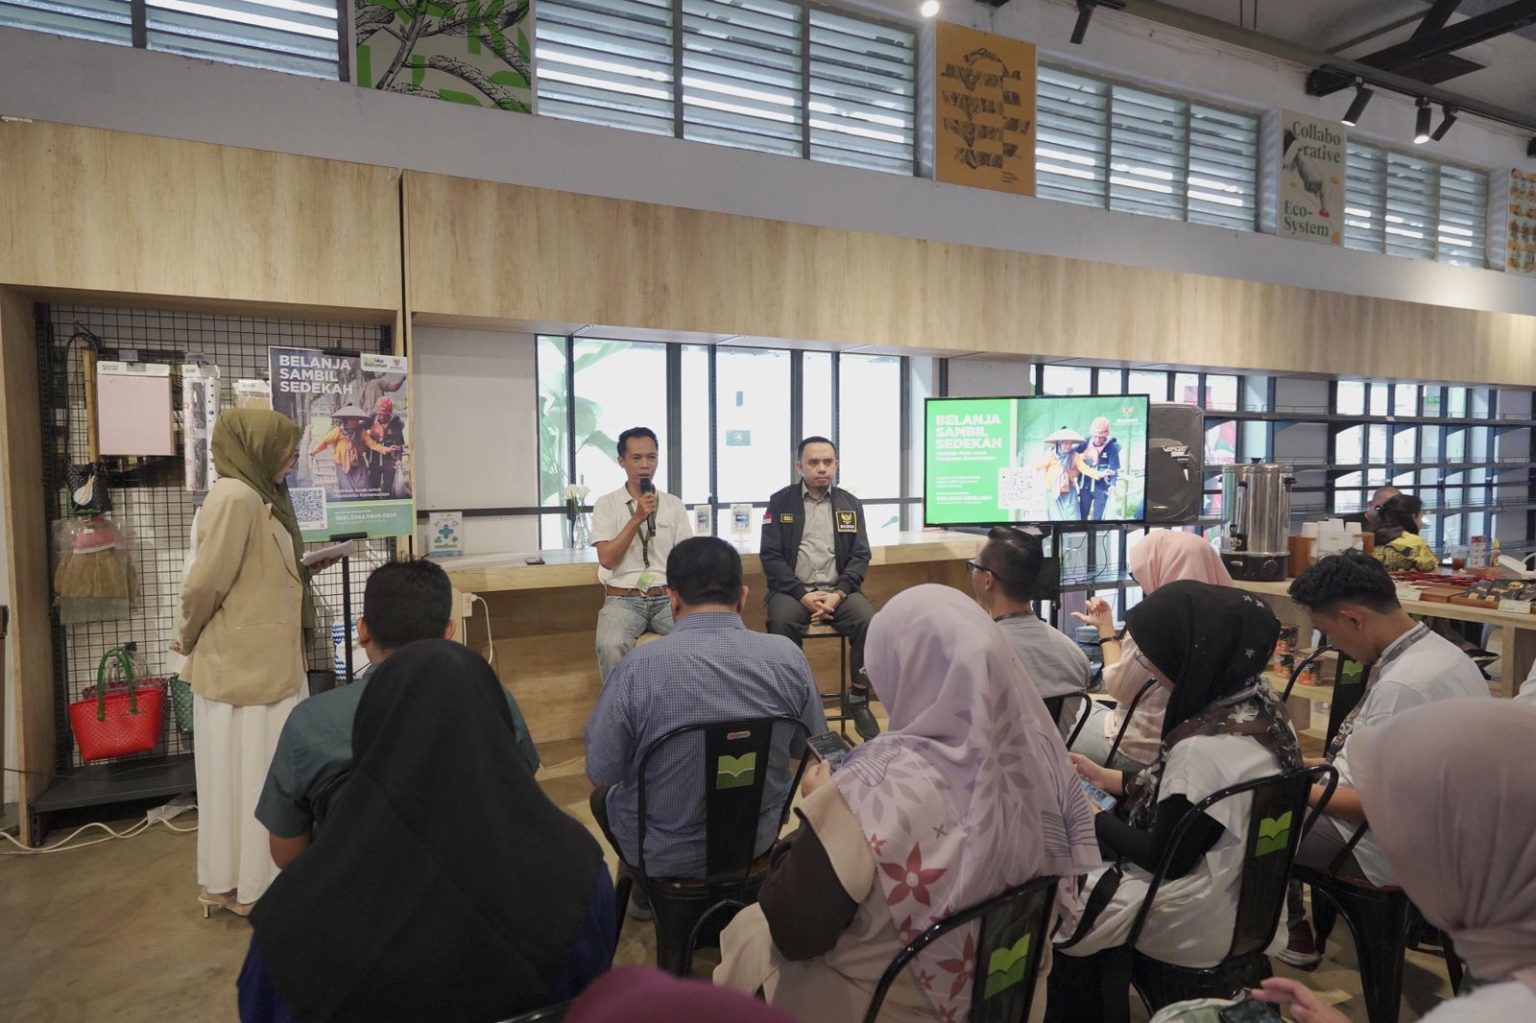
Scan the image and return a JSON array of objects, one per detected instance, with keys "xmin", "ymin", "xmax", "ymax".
[
  {"xmin": 836, "ymin": 510, "xmax": 858, "ymax": 533},
  {"xmin": 779, "ymin": 513, "xmax": 795, "ymax": 523}
]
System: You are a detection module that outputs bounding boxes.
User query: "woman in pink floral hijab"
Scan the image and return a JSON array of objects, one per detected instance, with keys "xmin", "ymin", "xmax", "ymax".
[{"xmin": 716, "ymin": 585, "xmax": 1100, "ymax": 1023}]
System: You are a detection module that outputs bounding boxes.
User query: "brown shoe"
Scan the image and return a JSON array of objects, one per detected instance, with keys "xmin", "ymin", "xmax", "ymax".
[{"xmin": 1276, "ymin": 919, "xmax": 1322, "ymax": 969}]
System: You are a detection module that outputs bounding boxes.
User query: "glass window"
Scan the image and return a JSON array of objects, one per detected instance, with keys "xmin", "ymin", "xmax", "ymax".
[
  {"xmin": 681, "ymin": 0, "xmax": 804, "ymax": 158},
  {"xmin": 716, "ymin": 347, "xmax": 792, "ymax": 501},
  {"xmin": 863, "ymin": 501, "xmax": 903, "ymax": 538},
  {"xmin": 538, "ymin": 337, "xmax": 571, "ymax": 509},
  {"xmin": 1345, "ymin": 142, "xmax": 1488, "ymax": 267},
  {"xmin": 1041, "ymin": 365, "xmax": 1093, "ymax": 395},
  {"xmin": 680, "ymin": 345, "xmax": 712, "ymax": 505},
  {"xmin": 807, "ymin": 8, "xmax": 917, "ymax": 174},
  {"xmin": 1369, "ymin": 384, "xmax": 1390, "ymax": 417},
  {"xmin": 1336, "ymin": 425, "xmax": 1363, "ymax": 465},
  {"xmin": 572, "ymin": 339, "xmax": 668, "ymax": 499},
  {"xmin": 1095, "ymin": 367, "xmax": 1125, "ymax": 394},
  {"xmin": 1448, "ymin": 387, "xmax": 1468, "ymax": 418},
  {"xmin": 1173, "ymin": 373, "xmax": 1200, "ymax": 404},
  {"xmin": 1392, "ymin": 425, "xmax": 1416, "ymax": 464},
  {"xmin": 1422, "ymin": 387, "xmax": 1443, "ymax": 418},
  {"xmin": 0, "ymin": 0, "xmax": 131, "ymax": 45},
  {"xmin": 1128, "ymin": 370, "xmax": 1169, "ymax": 402},
  {"xmin": 1393, "ymin": 385, "xmax": 1419, "ymax": 417},
  {"xmin": 1336, "ymin": 381, "xmax": 1365, "ymax": 416},
  {"xmin": 802, "ymin": 351, "xmax": 835, "ymax": 442},
  {"xmin": 1205, "ymin": 375, "xmax": 1238, "ymax": 412},
  {"xmin": 839, "ymin": 354, "xmax": 902, "ymax": 498}
]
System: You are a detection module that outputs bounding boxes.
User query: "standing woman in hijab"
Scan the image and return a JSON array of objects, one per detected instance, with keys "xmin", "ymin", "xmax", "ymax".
[
  {"xmin": 242, "ymin": 641, "xmax": 613, "ymax": 1023},
  {"xmin": 715, "ymin": 585, "xmax": 1100, "ymax": 1023},
  {"xmin": 1252, "ymin": 699, "xmax": 1536, "ymax": 1022},
  {"xmin": 178, "ymin": 409, "xmax": 311, "ymax": 916},
  {"xmin": 1070, "ymin": 530, "xmax": 1235, "ymax": 771},
  {"xmin": 1047, "ymin": 581, "xmax": 1298, "ymax": 1023}
]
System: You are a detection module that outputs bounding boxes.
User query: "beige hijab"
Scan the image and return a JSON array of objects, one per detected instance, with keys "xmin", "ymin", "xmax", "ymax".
[{"xmin": 1352, "ymin": 699, "xmax": 1536, "ymax": 989}]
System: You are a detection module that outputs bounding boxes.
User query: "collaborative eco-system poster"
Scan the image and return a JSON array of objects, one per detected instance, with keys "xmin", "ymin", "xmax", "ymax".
[
  {"xmin": 269, "ymin": 345, "xmax": 415, "ymax": 541},
  {"xmin": 1278, "ymin": 110, "xmax": 1345, "ymax": 246}
]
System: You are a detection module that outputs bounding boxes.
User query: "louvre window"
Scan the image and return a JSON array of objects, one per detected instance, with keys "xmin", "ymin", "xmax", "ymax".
[
  {"xmin": 1344, "ymin": 142, "xmax": 1488, "ymax": 267},
  {"xmin": 537, "ymin": 0, "xmax": 915, "ymax": 174},
  {"xmin": 0, "ymin": 0, "xmax": 340, "ymax": 78},
  {"xmin": 1036, "ymin": 65, "xmax": 1259, "ymax": 231}
]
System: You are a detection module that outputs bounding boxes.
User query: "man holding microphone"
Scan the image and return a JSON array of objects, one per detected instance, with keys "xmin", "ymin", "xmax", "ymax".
[{"xmin": 591, "ymin": 427, "xmax": 693, "ymax": 683}]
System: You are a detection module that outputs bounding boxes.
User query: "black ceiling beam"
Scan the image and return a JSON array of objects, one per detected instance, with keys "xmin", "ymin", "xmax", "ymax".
[
  {"xmin": 1414, "ymin": 0, "xmax": 1465, "ymax": 38},
  {"xmin": 1310, "ymin": 0, "xmax": 1536, "ymax": 96}
]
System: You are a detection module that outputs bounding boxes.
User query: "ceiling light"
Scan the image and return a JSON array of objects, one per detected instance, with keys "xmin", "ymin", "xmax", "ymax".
[
  {"xmin": 1431, "ymin": 106, "xmax": 1458, "ymax": 142},
  {"xmin": 919, "ymin": 0, "xmax": 940, "ymax": 16},
  {"xmin": 1414, "ymin": 97, "xmax": 1432, "ymax": 144},
  {"xmin": 1341, "ymin": 81, "xmax": 1372, "ymax": 127}
]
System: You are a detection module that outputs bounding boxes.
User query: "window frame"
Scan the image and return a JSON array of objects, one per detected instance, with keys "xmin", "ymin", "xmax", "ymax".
[{"xmin": 1342, "ymin": 139, "xmax": 1490, "ymax": 268}]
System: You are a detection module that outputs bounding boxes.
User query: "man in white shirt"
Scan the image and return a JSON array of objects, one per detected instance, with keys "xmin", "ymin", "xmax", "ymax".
[
  {"xmin": 966, "ymin": 525, "xmax": 1092, "ymax": 740},
  {"xmin": 1277, "ymin": 550, "xmax": 1489, "ymax": 967},
  {"xmin": 590, "ymin": 427, "xmax": 694, "ymax": 683}
]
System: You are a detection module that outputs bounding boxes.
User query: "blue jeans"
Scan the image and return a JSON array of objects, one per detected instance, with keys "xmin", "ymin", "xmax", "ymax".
[{"xmin": 595, "ymin": 595, "xmax": 673, "ymax": 683}]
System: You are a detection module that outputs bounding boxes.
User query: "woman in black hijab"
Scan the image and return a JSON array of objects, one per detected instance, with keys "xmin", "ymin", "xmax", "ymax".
[
  {"xmin": 1047, "ymin": 580, "xmax": 1299, "ymax": 1023},
  {"xmin": 238, "ymin": 640, "xmax": 613, "ymax": 1023}
]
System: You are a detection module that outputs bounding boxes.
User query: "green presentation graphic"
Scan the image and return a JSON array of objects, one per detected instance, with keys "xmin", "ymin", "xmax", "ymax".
[{"xmin": 925, "ymin": 395, "xmax": 1149, "ymax": 526}]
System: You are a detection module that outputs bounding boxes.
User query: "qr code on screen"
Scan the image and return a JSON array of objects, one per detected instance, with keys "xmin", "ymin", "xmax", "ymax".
[
  {"xmin": 290, "ymin": 487, "xmax": 328, "ymax": 531},
  {"xmin": 998, "ymin": 467, "xmax": 1032, "ymax": 510}
]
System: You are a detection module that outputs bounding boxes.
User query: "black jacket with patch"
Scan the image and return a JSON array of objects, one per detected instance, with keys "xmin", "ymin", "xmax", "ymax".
[{"xmin": 759, "ymin": 484, "xmax": 872, "ymax": 602}]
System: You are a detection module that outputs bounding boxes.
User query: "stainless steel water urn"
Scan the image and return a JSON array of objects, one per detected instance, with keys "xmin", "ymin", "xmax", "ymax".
[{"xmin": 1220, "ymin": 459, "xmax": 1294, "ymax": 581}]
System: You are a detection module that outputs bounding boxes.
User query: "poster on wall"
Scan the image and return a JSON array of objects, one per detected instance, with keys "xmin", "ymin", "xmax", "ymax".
[
  {"xmin": 933, "ymin": 22, "xmax": 1037, "ymax": 197},
  {"xmin": 1277, "ymin": 111, "xmax": 1345, "ymax": 245},
  {"xmin": 1507, "ymin": 168, "xmax": 1536, "ymax": 276},
  {"xmin": 268, "ymin": 346, "xmax": 414, "ymax": 541},
  {"xmin": 355, "ymin": 0, "xmax": 532, "ymax": 113}
]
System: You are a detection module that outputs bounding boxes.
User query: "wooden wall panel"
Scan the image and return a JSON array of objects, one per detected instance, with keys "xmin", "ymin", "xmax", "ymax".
[
  {"xmin": 0, "ymin": 290, "xmax": 56, "ymax": 843},
  {"xmin": 405, "ymin": 171, "xmax": 1536, "ymax": 385},
  {"xmin": 0, "ymin": 120, "xmax": 402, "ymax": 314}
]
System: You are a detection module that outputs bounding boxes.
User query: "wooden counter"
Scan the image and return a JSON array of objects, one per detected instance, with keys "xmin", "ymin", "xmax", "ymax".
[
  {"xmin": 1236, "ymin": 579, "xmax": 1533, "ymax": 699},
  {"xmin": 445, "ymin": 531, "xmax": 983, "ymax": 743}
]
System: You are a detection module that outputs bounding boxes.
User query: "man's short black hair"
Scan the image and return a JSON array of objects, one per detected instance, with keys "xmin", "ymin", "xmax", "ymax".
[
  {"xmin": 666, "ymin": 536, "xmax": 743, "ymax": 607},
  {"xmin": 983, "ymin": 526, "xmax": 1044, "ymax": 602},
  {"xmin": 362, "ymin": 559, "xmax": 454, "ymax": 651},
  {"xmin": 797, "ymin": 436, "xmax": 837, "ymax": 459},
  {"xmin": 617, "ymin": 426, "xmax": 659, "ymax": 458},
  {"xmin": 1288, "ymin": 550, "xmax": 1400, "ymax": 615}
]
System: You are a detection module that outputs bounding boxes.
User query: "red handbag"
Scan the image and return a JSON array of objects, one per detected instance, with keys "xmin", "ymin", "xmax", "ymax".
[{"xmin": 69, "ymin": 646, "xmax": 167, "ymax": 762}]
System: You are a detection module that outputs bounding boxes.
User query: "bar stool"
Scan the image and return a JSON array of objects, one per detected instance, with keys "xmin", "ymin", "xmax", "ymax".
[{"xmin": 803, "ymin": 622, "xmax": 850, "ymax": 737}]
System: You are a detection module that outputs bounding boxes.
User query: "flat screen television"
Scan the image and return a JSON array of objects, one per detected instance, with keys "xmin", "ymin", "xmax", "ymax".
[{"xmin": 924, "ymin": 394, "xmax": 1150, "ymax": 527}]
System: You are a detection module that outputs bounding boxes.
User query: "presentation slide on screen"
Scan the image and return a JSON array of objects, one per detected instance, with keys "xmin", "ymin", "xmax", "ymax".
[{"xmin": 924, "ymin": 395, "xmax": 1149, "ymax": 526}]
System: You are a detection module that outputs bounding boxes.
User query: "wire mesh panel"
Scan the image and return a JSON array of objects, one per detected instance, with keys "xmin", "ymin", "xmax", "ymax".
[{"xmin": 37, "ymin": 304, "xmax": 394, "ymax": 773}]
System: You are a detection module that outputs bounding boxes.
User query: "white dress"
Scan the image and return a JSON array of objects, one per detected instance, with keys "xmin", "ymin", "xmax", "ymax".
[{"xmin": 183, "ymin": 505, "xmax": 305, "ymax": 904}]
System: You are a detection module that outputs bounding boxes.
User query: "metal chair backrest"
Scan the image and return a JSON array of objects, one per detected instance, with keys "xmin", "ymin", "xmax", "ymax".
[
  {"xmin": 634, "ymin": 716, "xmax": 811, "ymax": 886},
  {"xmin": 1127, "ymin": 764, "xmax": 1338, "ymax": 961},
  {"xmin": 1105, "ymin": 677, "xmax": 1159, "ymax": 763},
  {"xmin": 1324, "ymin": 656, "xmax": 1371, "ymax": 748},
  {"xmin": 863, "ymin": 875, "xmax": 1059, "ymax": 1023},
  {"xmin": 1280, "ymin": 645, "xmax": 1334, "ymax": 702}
]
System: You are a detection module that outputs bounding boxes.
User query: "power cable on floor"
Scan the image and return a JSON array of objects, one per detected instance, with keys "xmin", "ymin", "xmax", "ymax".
[{"xmin": 1, "ymin": 806, "xmax": 198, "ymax": 856}]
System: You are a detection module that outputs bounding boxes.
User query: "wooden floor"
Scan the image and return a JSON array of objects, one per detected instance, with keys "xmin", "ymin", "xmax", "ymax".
[{"xmin": 0, "ymin": 721, "xmax": 1459, "ymax": 1022}]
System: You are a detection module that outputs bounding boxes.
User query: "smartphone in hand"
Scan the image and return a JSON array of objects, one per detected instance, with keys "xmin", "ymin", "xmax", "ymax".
[
  {"xmin": 1217, "ymin": 998, "xmax": 1282, "ymax": 1023},
  {"xmin": 807, "ymin": 731, "xmax": 853, "ymax": 771},
  {"xmin": 1079, "ymin": 776, "xmax": 1117, "ymax": 812}
]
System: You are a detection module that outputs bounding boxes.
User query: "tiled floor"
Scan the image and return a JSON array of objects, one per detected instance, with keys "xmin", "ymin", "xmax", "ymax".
[{"xmin": 1, "ymin": 730, "xmax": 1457, "ymax": 1022}]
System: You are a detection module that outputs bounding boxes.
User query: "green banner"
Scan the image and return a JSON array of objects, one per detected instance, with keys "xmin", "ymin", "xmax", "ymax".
[{"xmin": 925, "ymin": 398, "xmax": 1017, "ymax": 525}]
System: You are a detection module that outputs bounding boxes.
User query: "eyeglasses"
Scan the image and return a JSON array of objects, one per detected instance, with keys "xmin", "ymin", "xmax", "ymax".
[{"xmin": 965, "ymin": 560, "xmax": 991, "ymax": 575}]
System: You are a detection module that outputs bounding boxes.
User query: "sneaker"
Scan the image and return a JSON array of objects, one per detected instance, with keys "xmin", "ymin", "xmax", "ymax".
[
  {"xmin": 844, "ymin": 692, "xmax": 880, "ymax": 741},
  {"xmin": 625, "ymin": 884, "xmax": 653, "ymax": 922},
  {"xmin": 1276, "ymin": 919, "xmax": 1322, "ymax": 969}
]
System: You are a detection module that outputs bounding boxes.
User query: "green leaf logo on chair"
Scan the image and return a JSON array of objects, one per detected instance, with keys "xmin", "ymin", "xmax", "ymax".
[
  {"xmin": 1254, "ymin": 811, "xmax": 1294, "ymax": 858},
  {"xmin": 984, "ymin": 934, "xmax": 1032, "ymax": 999},
  {"xmin": 716, "ymin": 752, "xmax": 757, "ymax": 790}
]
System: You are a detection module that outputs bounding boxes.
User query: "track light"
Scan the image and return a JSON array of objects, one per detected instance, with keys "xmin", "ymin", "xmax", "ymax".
[
  {"xmin": 1414, "ymin": 97, "xmax": 1432, "ymax": 144},
  {"xmin": 1341, "ymin": 81, "xmax": 1372, "ymax": 127},
  {"xmin": 918, "ymin": 0, "xmax": 939, "ymax": 16},
  {"xmin": 1431, "ymin": 106, "xmax": 1457, "ymax": 142},
  {"xmin": 1071, "ymin": 1, "xmax": 1096, "ymax": 45}
]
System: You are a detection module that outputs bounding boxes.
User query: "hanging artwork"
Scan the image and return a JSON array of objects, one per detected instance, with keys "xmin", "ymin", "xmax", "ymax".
[
  {"xmin": 355, "ymin": 0, "xmax": 533, "ymax": 113},
  {"xmin": 1506, "ymin": 168, "xmax": 1536, "ymax": 277},
  {"xmin": 933, "ymin": 22, "xmax": 1037, "ymax": 197},
  {"xmin": 182, "ymin": 362, "xmax": 221, "ymax": 492},
  {"xmin": 269, "ymin": 346, "xmax": 415, "ymax": 541},
  {"xmin": 1277, "ymin": 111, "xmax": 1345, "ymax": 246}
]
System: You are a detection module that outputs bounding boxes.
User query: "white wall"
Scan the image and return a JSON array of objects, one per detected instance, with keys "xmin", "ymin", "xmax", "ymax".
[
  {"xmin": 1, "ymin": 18, "xmax": 1534, "ymax": 321},
  {"xmin": 411, "ymin": 327, "xmax": 541, "ymax": 555}
]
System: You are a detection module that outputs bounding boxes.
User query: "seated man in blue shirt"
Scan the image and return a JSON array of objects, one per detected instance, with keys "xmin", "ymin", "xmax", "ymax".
[
  {"xmin": 585, "ymin": 536, "xmax": 826, "ymax": 915},
  {"xmin": 257, "ymin": 559, "xmax": 539, "ymax": 868}
]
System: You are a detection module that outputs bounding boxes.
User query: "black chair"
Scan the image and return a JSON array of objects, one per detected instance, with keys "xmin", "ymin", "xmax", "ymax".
[
  {"xmin": 497, "ymin": 1002, "xmax": 568, "ymax": 1023},
  {"xmin": 1279, "ymin": 645, "xmax": 1334, "ymax": 702},
  {"xmin": 1104, "ymin": 677, "xmax": 1159, "ymax": 765},
  {"xmin": 611, "ymin": 715, "xmax": 811, "ymax": 976},
  {"xmin": 1297, "ymin": 824, "xmax": 1464, "ymax": 1023},
  {"xmin": 863, "ymin": 876, "xmax": 1059, "ymax": 1023},
  {"xmin": 1125, "ymin": 764, "xmax": 1338, "ymax": 1013}
]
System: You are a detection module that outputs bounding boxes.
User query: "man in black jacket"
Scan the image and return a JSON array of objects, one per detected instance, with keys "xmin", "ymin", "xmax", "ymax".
[{"xmin": 761, "ymin": 437, "xmax": 879, "ymax": 739}]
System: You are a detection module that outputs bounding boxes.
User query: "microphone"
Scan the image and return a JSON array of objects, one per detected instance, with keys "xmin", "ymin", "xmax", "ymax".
[{"xmin": 640, "ymin": 477, "xmax": 656, "ymax": 532}]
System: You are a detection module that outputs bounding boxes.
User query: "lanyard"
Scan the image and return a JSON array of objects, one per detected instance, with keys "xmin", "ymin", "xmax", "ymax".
[
  {"xmin": 627, "ymin": 499, "xmax": 656, "ymax": 568},
  {"xmin": 1327, "ymin": 622, "xmax": 1431, "ymax": 760}
]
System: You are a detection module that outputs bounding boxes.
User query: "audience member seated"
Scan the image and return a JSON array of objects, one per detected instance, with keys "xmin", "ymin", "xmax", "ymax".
[
  {"xmin": 566, "ymin": 965, "xmax": 796, "ymax": 1023},
  {"xmin": 1050, "ymin": 581, "xmax": 1297, "ymax": 1023},
  {"xmin": 1278, "ymin": 551, "xmax": 1489, "ymax": 968},
  {"xmin": 967, "ymin": 525, "xmax": 1092, "ymax": 739},
  {"xmin": 1361, "ymin": 485, "xmax": 1401, "ymax": 533},
  {"xmin": 585, "ymin": 536, "xmax": 827, "ymax": 914},
  {"xmin": 255, "ymin": 559, "xmax": 538, "ymax": 868},
  {"xmin": 1254, "ymin": 699, "xmax": 1536, "ymax": 1022},
  {"xmin": 1070, "ymin": 531, "xmax": 1235, "ymax": 771},
  {"xmin": 1371, "ymin": 494, "xmax": 1438, "ymax": 572},
  {"xmin": 239, "ymin": 641, "xmax": 613, "ymax": 1023},
  {"xmin": 715, "ymin": 585, "xmax": 1100, "ymax": 1023}
]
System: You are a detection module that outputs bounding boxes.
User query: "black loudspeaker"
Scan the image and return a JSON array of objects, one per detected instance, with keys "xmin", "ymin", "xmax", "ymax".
[{"xmin": 1146, "ymin": 403, "xmax": 1204, "ymax": 525}]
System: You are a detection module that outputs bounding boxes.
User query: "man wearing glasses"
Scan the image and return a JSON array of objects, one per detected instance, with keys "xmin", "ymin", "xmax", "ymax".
[
  {"xmin": 591, "ymin": 427, "xmax": 694, "ymax": 683},
  {"xmin": 966, "ymin": 526, "xmax": 1093, "ymax": 740}
]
